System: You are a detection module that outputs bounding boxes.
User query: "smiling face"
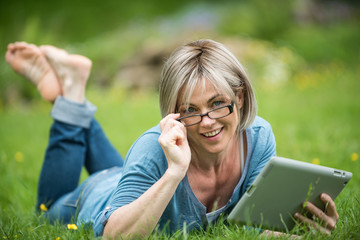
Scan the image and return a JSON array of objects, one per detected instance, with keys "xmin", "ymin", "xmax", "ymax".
[{"xmin": 177, "ymin": 79, "xmax": 242, "ymax": 157}]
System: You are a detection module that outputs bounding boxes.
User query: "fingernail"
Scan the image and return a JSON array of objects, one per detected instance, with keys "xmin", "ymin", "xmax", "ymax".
[{"xmin": 320, "ymin": 193, "xmax": 326, "ymax": 200}]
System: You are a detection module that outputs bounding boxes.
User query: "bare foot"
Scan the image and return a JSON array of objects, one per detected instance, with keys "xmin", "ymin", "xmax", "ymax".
[
  {"xmin": 40, "ymin": 45, "xmax": 92, "ymax": 103},
  {"xmin": 5, "ymin": 42, "xmax": 62, "ymax": 102}
]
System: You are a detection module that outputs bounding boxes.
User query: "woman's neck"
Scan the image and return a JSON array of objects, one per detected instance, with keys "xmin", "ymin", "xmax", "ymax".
[
  {"xmin": 189, "ymin": 134, "xmax": 240, "ymax": 173},
  {"xmin": 187, "ymin": 133, "xmax": 243, "ymax": 211}
]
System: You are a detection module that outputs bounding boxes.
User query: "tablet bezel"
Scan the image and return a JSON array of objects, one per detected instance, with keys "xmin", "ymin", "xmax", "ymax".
[{"xmin": 227, "ymin": 156, "xmax": 352, "ymax": 232}]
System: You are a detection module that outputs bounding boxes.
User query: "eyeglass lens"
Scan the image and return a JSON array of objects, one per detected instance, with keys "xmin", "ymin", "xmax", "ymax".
[{"xmin": 180, "ymin": 105, "xmax": 231, "ymax": 126}]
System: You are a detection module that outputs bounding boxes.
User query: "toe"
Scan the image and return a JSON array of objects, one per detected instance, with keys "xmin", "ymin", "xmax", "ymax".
[
  {"xmin": 5, "ymin": 50, "xmax": 13, "ymax": 63},
  {"xmin": 40, "ymin": 45, "xmax": 67, "ymax": 55},
  {"xmin": 40, "ymin": 45, "xmax": 69, "ymax": 67},
  {"xmin": 14, "ymin": 42, "xmax": 29, "ymax": 50}
]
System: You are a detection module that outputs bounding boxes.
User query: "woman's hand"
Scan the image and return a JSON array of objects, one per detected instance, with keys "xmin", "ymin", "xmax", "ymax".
[
  {"xmin": 158, "ymin": 113, "xmax": 191, "ymax": 178},
  {"xmin": 294, "ymin": 193, "xmax": 339, "ymax": 235}
]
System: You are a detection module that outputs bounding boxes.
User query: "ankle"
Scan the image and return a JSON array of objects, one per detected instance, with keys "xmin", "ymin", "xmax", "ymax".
[{"xmin": 62, "ymin": 90, "xmax": 85, "ymax": 104}]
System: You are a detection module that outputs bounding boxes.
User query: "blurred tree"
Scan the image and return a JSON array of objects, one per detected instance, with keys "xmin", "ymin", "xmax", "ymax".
[
  {"xmin": 0, "ymin": 0, "xmax": 359, "ymax": 106},
  {"xmin": 218, "ymin": 0, "xmax": 294, "ymax": 40}
]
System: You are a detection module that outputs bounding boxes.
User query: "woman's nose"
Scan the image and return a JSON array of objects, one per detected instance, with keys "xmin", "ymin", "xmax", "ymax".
[{"xmin": 200, "ymin": 114, "xmax": 216, "ymax": 127}]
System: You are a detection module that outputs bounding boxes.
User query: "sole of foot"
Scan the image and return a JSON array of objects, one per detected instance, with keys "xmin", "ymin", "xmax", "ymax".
[
  {"xmin": 5, "ymin": 42, "xmax": 62, "ymax": 102},
  {"xmin": 40, "ymin": 45, "xmax": 92, "ymax": 103}
]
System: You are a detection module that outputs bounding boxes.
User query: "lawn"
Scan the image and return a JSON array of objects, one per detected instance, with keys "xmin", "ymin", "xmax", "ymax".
[
  {"xmin": 0, "ymin": 62, "xmax": 359, "ymax": 239},
  {"xmin": 0, "ymin": 1, "xmax": 359, "ymax": 238}
]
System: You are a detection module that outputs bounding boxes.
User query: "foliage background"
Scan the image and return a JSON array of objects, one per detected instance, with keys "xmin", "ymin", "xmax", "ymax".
[{"xmin": 0, "ymin": 0, "xmax": 359, "ymax": 239}]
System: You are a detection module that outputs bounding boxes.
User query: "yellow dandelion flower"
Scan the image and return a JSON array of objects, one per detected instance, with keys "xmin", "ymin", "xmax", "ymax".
[
  {"xmin": 312, "ymin": 158, "xmax": 320, "ymax": 165},
  {"xmin": 351, "ymin": 153, "xmax": 358, "ymax": 162},
  {"xmin": 67, "ymin": 224, "xmax": 78, "ymax": 230},
  {"xmin": 14, "ymin": 152, "xmax": 23, "ymax": 162},
  {"xmin": 40, "ymin": 203, "xmax": 48, "ymax": 212},
  {"xmin": 56, "ymin": 237, "xmax": 61, "ymax": 240}
]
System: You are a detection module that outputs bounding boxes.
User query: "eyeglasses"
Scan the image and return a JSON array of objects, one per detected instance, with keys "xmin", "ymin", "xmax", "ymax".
[{"xmin": 177, "ymin": 102, "xmax": 234, "ymax": 127}]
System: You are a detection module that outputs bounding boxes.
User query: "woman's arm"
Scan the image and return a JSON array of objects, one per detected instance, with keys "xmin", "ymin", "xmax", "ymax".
[
  {"xmin": 103, "ymin": 169, "xmax": 184, "ymax": 238},
  {"xmin": 103, "ymin": 114, "xmax": 191, "ymax": 239}
]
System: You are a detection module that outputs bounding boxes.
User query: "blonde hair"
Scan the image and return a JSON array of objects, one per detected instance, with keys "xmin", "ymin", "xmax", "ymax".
[{"xmin": 159, "ymin": 39, "xmax": 257, "ymax": 131}]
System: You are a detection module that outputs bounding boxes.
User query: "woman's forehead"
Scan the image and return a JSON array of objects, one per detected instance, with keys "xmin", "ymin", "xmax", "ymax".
[{"xmin": 177, "ymin": 79, "xmax": 230, "ymax": 105}]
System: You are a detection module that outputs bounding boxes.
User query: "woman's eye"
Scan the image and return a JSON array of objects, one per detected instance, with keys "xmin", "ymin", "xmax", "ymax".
[
  {"xmin": 180, "ymin": 107, "xmax": 196, "ymax": 115},
  {"xmin": 213, "ymin": 101, "xmax": 225, "ymax": 107},
  {"xmin": 185, "ymin": 107, "xmax": 196, "ymax": 113}
]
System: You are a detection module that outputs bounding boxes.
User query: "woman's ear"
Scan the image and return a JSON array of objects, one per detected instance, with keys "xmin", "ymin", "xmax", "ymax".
[{"xmin": 236, "ymin": 89, "xmax": 244, "ymax": 109}]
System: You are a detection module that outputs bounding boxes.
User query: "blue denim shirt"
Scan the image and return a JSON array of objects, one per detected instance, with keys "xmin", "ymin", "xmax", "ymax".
[{"xmin": 76, "ymin": 116, "xmax": 276, "ymax": 236}]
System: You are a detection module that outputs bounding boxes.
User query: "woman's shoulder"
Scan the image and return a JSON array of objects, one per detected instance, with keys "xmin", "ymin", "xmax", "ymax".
[
  {"xmin": 130, "ymin": 124, "xmax": 161, "ymax": 147},
  {"xmin": 246, "ymin": 116, "xmax": 276, "ymax": 151},
  {"xmin": 248, "ymin": 116, "xmax": 273, "ymax": 132},
  {"xmin": 143, "ymin": 124, "xmax": 162, "ymax": 135},
  {"xmin": 124, "ymin": 124, "xmax": 165, "ymax": 165}
]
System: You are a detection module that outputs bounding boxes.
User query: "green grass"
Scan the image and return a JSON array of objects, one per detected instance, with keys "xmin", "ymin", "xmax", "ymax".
[
  {"xmin": 1, "ymin": 65, "xmax": 359, "ymax": 239},
  {"xmin": 0, "ymin": 0, "xmax": 359, "ymax": 238},
  {"xmin": 1, "ymin": 39, "xmax": 359, "ymax": 239}
]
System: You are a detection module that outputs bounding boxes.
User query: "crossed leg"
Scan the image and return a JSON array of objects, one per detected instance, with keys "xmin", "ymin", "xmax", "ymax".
[{"xmin": 6, "ymin": 42, "xmax": 123, "ymax": 214}]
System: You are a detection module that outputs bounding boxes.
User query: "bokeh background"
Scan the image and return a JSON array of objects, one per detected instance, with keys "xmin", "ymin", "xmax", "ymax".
[
  {"xmin": 1, "ymin": 0, "xmax": 359, "ymax": 104},
  {"xmin": 0, "ymin": 0, "xmax": 359, "ymax": 238}
]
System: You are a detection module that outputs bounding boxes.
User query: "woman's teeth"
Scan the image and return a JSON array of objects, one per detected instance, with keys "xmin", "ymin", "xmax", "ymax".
[{"xmin": 203, "ymin": 128, "xmax": 221, "ymax": 137}]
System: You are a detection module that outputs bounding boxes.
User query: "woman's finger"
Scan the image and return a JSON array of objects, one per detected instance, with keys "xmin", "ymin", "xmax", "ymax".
[
  {"xmin": 321, "ymin": 193, "xmax": 339, "ymax": 222},
  {"xmin": 302, "ymin": 199, "xmax": 337, "ymax": 230},
  {"xmin": 159, "ymin": 124, "xmax": 182, "ymax": 146},
  {"xmin": 303, "ymin": 201, "xmax": 326, "ymax": 220},
  {"xmin": 160, "ymin": 114, "xmax": 181, "ymax": 132},
  {"xmin": 261, "ymin": 230, "xmax": 301, "ymax": 239},
  {"xmin": 159, "ymin": 115, "xmax": 188, "ymax": 151},
  {"xmin": 294, "ymin": 212, "xmax": 331, "ymax": 235}
]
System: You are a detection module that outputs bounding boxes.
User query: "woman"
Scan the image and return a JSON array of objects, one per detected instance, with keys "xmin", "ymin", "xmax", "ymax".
[{"xmin": 5, "ymin": 39, "xmax": 338, "ymax": 238}]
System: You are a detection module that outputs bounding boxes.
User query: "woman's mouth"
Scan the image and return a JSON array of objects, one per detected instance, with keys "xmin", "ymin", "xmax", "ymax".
[{"xmin": 202, "ymin": 128, "xmax": 222, "ymax": 137}]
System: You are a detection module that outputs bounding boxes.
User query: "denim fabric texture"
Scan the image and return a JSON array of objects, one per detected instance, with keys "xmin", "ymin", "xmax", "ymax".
[
  {"xmin": 50, "ymin": 96, "xmax": 97, "ymax": 128},
  {"xmin": 38, "ymin": 97, "xmax": 123, "ymax": 223}
]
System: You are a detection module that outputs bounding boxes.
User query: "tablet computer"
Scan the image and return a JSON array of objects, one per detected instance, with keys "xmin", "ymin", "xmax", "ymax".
[{"xmin": 227, "ymin": 156, "xmax": 352, "ymax": 232}]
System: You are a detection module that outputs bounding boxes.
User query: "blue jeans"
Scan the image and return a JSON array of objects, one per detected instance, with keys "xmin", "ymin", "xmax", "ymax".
[{"xmin": 37, "ymin": 96, "xmax": 123, "ymax": 223}]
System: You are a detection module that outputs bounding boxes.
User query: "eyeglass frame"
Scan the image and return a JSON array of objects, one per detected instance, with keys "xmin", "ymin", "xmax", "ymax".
[{"xmin": 176, "ymin": 101, "xmax": 234, "ymax": 127}]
